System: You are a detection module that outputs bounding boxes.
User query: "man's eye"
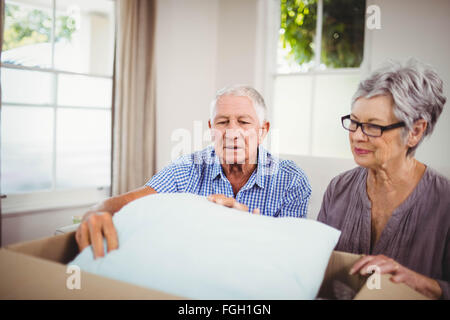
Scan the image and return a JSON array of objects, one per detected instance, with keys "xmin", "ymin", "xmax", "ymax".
[
  {"xmin": 216, "ymin": 121, "xmax": 227, "ymax": 125},
  {"xmin": 239, "ymin": 121, "xmax": 250, "ymax": 124}
]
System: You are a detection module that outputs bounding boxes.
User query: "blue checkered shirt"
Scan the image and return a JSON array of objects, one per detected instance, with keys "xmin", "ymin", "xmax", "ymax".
[{"xmin": 145, "ymin": 146, "xmax": 311, "ymax": 218}]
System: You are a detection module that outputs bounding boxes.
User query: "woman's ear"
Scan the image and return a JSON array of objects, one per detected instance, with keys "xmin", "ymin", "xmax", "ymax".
[{"xmin": 407, "ymin": 119, "xmax": 427, "ymax": 148}]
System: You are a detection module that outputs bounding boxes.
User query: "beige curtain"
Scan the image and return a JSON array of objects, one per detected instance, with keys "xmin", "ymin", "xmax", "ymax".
[
  {"xmin": 0, "ymin": 0, "xmax": 5, "ymax": 246},
  {"xmin": 112, "ymin": 0, "xmax": 157, "ymax": 196}
]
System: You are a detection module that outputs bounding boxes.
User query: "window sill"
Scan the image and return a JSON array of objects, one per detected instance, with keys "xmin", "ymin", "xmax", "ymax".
[{"xmin": 1, "ymin": 187, "xmax": 111, "ymax": 215}]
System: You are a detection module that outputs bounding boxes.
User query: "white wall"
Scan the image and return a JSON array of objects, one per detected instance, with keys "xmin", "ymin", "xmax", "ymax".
[
  {"xmin": 2, "ymin": 205, "xmax": 90, "ymax": 246},
  {"xmin": 155, "ymin": 0, "xmax": 218, "ymax": 171},
  {"xmin": 216, "ymin": 0, "xmax": 258, "ymax": 89},
  {"xmin": 154, "ymin": 0, "xmax": 260, "ymax": 171},
  {"xmin": 366, "ymin": 0, "xmax": 450, "ymax": 168}
]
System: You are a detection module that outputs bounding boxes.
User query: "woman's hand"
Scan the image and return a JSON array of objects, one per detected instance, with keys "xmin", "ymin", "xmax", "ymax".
[
  {"xmin": 207, "ymin": 194, "xmax": 260, "ymax": 214},
  {"xmin": 349, "ymin": 254, "xmax": 443, "ymax": 299}
]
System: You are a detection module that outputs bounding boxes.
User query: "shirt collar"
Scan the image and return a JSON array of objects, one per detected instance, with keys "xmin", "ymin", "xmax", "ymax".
[
  {"xmin": 211, "ymin": 149, "xmax": 223, "ymax": 180},
  {"xmin": 255, "ymin": 145, "xmax": 269, "ymax": 189},
  {"xmin": 210, "ymin": 145, "xmax": 270, "ymax": 189}
]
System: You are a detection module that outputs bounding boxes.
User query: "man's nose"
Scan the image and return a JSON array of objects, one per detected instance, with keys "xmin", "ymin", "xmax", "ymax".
[
  {"xmin": 225, "ymin": 122, "xmax": 242, "ymax": 138},
  {"xmin": 225, "ymin": 120, "xmax": 240, "ymax": 129}
]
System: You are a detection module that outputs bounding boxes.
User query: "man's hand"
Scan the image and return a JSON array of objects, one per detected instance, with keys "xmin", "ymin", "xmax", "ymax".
[
  {"xmin": 74, "ymin": 186, "xmax": 157, "ymax": 259},
  {"xmin": 75, "ymin": 210, "xmax": 119, "ymax": 259},
  {"xmin": 349, "ymin": 254, "xmax": 442, "ymax": 299},
  {"xmin": 207, "ymin": 194, "xmax": 260, "ymax": 214}
]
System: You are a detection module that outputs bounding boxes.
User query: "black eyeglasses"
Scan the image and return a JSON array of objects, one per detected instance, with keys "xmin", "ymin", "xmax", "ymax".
[{"xmin": 341, "ymin": 115, "xmax": 405, "ymax": 137}]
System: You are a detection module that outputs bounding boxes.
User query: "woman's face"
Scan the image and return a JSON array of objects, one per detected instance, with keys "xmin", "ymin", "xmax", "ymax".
[{"xmin": 350, "ymin": 95, "xmax": 408, "ymax": 169}]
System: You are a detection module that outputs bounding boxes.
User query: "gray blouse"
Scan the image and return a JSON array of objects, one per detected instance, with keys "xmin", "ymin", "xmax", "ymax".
[{"xmin": 317, "ymin": 166, "xmax": 450, "ymax": 300}]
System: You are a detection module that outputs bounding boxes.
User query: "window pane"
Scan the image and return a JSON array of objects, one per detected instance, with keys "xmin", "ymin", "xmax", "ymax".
[
  {"xmin": 1, "ymin": 67, "xmax": 54, "ymax": 105},
  {"xmin": 321, "ymin": 0, "xmax": 366, "ymax": 68},
  {"xmin": 272, "ymin": 75, "xmax": 313, "ymax": 155},
  {"xmin": 279, "ymin": 0, "xmax": 365, "ymax": 72},
  {"xmin": 1, "ymin": 106, "xmax": 54, "ymax": 194},
  {"xmin": 278, "ymin": 0, "xmax": 317, "ymax": 73},
  {"xmin": 57, "ymin": 74, "xmax": 112, "ymax": 108},
  {"xmin": 311, "ymin": 73, "xmax": 360, "ymax": 158},
  {"xmin": 54, "ymin": 0, "xmax": 115, "ymax": 75},
  {"xmin": 56, "ymin": 109, "xmax": 111, "ymax": 188},
  {"xmin": 2, "ymin": 0, "xmax": 53, "ymax": 68}
]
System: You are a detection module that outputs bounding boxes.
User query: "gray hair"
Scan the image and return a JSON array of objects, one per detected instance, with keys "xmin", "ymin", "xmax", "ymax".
[
  {"xmin": 352, "ymin": 59, "xmax": 446, "ymax": 156},
  {"xmin": 210, "ymin": 85, "xmax": 267, "ymax": 126}
]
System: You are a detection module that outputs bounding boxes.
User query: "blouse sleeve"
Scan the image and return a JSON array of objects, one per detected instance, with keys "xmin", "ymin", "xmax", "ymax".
[
  {"xmin": 437, "ymin": 229, "xmax": 450, "ymax": 300},
  {"xmin": 317, "ymin": 180, "xmax": 334, "ymax": 224}
]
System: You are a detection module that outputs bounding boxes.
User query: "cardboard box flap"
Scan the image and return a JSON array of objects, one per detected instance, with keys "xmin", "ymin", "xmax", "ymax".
[
  {"xmin": 0, "ymin": 249, "xmax": 183, "ymax": 300},
  {"xmin": 318, "ymin": 250, "xmax": 429, "ymax": 300},
  {"xmin": 318, "ymin": 250, "xmax": 367, "ymax": 299},
  {"xmin": 354, "ymin": 274, "xmax": 430, "ymax": 300},
  {"xmin": 5, "ymin": 231, "xmax": 78, "ymax": 264}
]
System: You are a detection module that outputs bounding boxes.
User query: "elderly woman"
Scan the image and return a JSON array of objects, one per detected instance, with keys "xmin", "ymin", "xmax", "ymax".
[{"xmin": 317, "ymin": 60, "xmax": 449, "ymax": 300}]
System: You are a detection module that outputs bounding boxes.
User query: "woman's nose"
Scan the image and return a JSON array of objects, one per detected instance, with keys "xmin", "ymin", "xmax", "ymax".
[{"xmin": 351, "ymin": 125, "xmax": 368, "ymax": 141}]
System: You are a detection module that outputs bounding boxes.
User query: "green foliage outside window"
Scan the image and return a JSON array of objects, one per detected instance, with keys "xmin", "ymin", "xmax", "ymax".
[
  {"xmin": 280, "ymin": 0, "xmax": 366, "ymax": 68},
  {"xmin": 3, "ymin": 3, "xmax": 76, "ymax": 51}
]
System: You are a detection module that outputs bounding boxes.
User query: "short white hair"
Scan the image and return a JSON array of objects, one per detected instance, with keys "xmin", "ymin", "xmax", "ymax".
[
  {"xmin": 209, "ymin": 85, "xmax": 267, "ymax": 126},
  {"xmin": 352, "ymin": 59, "xmax": 446, "ymax": 156}
]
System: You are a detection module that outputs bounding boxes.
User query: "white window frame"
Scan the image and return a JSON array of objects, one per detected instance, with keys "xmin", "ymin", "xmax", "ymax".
[
  {"xmin": 264, "ymin": 0, "xmax": 373, "ymax": 157},
  {"xmin": 1, "ymin": 0, "xmax": 114, "ymax": 214}
]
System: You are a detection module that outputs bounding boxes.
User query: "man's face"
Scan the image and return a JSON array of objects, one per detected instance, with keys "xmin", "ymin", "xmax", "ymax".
[{"xmin": 209, "ymin": 95, "xmax": 266, "ymax": 165}]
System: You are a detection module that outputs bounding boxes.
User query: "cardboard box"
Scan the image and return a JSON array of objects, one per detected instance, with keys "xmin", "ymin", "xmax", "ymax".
[
  {"xmin": 0, "ymin": 232, "xmax": 429, "ymax": 300},
  {"xmin": 318, "ymin": 249, "xmax": 429, "ymax": 300}
]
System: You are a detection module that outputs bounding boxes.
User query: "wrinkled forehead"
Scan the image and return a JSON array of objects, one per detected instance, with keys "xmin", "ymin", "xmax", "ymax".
[
  {"xmin": 214, "ymin": 95, "xmax": 258, "ymax": 119},
  {"xmin": 352, "ymin": 94, "xmax": 398, "ymax": 123}
]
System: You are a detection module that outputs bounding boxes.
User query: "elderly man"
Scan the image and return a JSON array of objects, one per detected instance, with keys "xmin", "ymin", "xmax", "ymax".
[{"xmin": 76, "ymin": 85, "xmax": 311, "ymax": 258}]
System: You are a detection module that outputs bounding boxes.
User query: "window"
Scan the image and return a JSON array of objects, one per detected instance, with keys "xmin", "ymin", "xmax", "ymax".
[
  {"xmin": 271, "ymin": 0, "xmax": 366, "ymax": 158},
  {"xmin": 1, "ymin": 0, "xmax": 115, "ymax": 213}
]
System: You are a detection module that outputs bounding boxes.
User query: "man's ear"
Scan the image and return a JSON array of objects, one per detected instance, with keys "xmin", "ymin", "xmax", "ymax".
[
  {"xmin": 258, "ymin": 121, "xmax": 270, "ymax": 142},
  {"xmin": 208, "ymin": 120, "xmax": 216, "ymax": 142},
  {"xmin": 407, "ymin": 119, "xmax": 427, "ymax": 148}
]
